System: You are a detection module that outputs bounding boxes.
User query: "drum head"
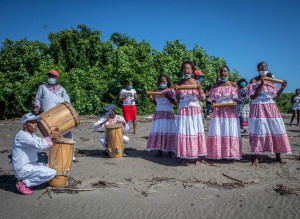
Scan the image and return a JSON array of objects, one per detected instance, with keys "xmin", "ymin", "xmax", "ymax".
[
  {"xmin": 52, "ymin": 137, "xmax": 76, "ymax": 144},
  {"xmin": 105, "ymin": 123, "xmax": 122, "ymax": 129}
]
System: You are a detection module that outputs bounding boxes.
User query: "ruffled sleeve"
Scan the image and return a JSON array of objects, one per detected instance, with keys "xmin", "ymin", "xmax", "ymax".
[
  {"xmin": 246, "ymin": 83, "xmax": 278, "ymax": 99},
  {"xmin": 209, "ymin": 86, "xmax": 241, "ymax": 101}
]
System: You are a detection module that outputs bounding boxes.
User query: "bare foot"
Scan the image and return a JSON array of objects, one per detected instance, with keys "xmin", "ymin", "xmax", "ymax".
[
  {"xmin": 179, "ymin": 159, "xmax": 187, "ymax": 166},
  {"xmin": 134, "ymin": 132, "xmax": 138, "ymax": 134},
  {"xmin": 17, "ymin": 180, "xmax": 25, "ymax": 186},
  {"xmin": 167, "ymin": 151, "xmax": 173, "ymax": 158},
  {"xmin": 194, "ymin": 159, "xmax": 200, "ymax": 165},
  {"xmin": 73, "ymin": 159, "xmax": 79, "ymax": 163},
  {"xmin": 154, "ymin": 151, "xmax": 163, "ymax": 157},
  {"xmin": 290, "ymin": 124, "xmax": 293, "ymax": 127},
  {"xmin": 276, "ymin": 158, "xmax": 286, "ymax": 164},
  {"xmin": 297, "ymin": 124, "xmax": 300, "ymax": 127},
  {"xmin": 252, "ymin": 158, "xmax": 259, "ymax": 166}
]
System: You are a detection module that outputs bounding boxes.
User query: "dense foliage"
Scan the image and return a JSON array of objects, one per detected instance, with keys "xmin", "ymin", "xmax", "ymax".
[
  {"xmin": 276, "ymin": 93, "xmax": 295, "ymax": 114},
  {"xmin": 0, "ymin": 24, "xmax": 242, "ymax": 119}
]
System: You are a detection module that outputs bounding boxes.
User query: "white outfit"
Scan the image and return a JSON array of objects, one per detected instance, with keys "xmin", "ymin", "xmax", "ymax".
[
  {"xmin": 34, "ymin": 84, "xmax": 75, "ymax": 160},
  {"xmin": 93, "ymin": 115, "xmax": 131, "ymax": 148},
  {"xmin": 292, "ymin": 97, "xmax": 300, "ymax": 110},
  {"xmin": 12, "ymin": 130, "xmax": 56, "ymax": 187},
  {"xmin": 119, "ymin": 89, "xmax": 137, "ymax": 106}
]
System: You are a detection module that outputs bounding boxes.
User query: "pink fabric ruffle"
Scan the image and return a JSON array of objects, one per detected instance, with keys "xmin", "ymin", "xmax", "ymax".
[
  {"xmin": 153, "ymin": 111, "xmax": 175, "ymax": 121},
  {"xmin": 246, "ymin": 83, "xmax": 278, "ymax": 98},
  {"xmin": 147, "ymin": 133, "xmax": 176, "ymax": 151},
  {"xmin": 206, "ymin": 136, "xmax": 242, "ymax": 160},
  {"xmin": 178, "ymin": 106, "xmax": 201, "ymax": 116},
  {"xmin": 155, "ymin": 89, "xmax": 176, "ymax": 100},
  {"xmin": 176, "ymin": 133, "xmax": 207, "ymax": 159},
  {"xmin": 179, "ymin": 87, "xmax": 205, "ymax": 99},
  {"xmin": 249, "ymin": 134, "xmax": 291, "ymax": 154},
  {"xmin": 209, "ymin": 86, "xmax": 242, "ymax": 101},
  {"xmin": 249, "ymin": 103, "xmax": 281, "ymax": 119},
  {"xmin": 211, "ymin": 107, "xmax": 239, "ymax": 119}
]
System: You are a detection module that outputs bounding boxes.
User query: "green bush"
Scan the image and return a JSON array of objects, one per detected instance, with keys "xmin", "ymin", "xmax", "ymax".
[{"xmin": 0, "ymin": 24, "xmax": 241, "ymax": 119}]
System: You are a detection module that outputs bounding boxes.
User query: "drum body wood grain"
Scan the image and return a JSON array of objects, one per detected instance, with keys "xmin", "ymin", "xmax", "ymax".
[
  {"xmin": 105, "ymin": 123, "xmax": 124, "ymax": 158},
  {"xmin": 47, "ymin": 138, "xmax": 75, "ymax": 186},
  {"xmin": 37, "ymin": 101, "xmax": 80, "ymax": 137}
]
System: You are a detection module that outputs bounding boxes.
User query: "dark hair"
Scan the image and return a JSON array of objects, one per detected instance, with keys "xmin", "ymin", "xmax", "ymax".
[
  {"xmin": 220, "ymin": 65, "xmax": 229, "ymax": 72},
  {"xmin": 126, "ymin": 81, "xmax": 133, "ymax": 86},
  {"xmin": 237, "ymin": 78, "xmax": 248, "ymax": 86},
  {"xmin": 181, "ymin": 60, "xmax": 196, "ymax": 73},
  {"xmin": 257, "ymin": 62, "xmax": 267, "ymax": 69},
  {"xmin": 157, "ymin": 75, "xmax": 172, "ymax": 88}
]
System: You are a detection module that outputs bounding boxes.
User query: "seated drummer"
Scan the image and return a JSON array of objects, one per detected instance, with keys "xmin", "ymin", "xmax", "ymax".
[
  {"xmin": 12, "ymin": 113, "xmax": 62, "ymax": 195},
  {"xmin": 93, "ymin": 104, "xmax": 131, "ymax": 150}
]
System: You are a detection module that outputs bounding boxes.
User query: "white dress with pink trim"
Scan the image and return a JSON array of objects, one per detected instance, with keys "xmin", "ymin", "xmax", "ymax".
[
  {"xmin": 206, "ymin": 86, "xmax": 242, "ymax": 160},
  {"xmin": 147, "ymin": 89, "xmax": 176, "ymax": 151},
  {"xmin": 247, "ymin": 83, "xmax": 291, "ymax": 154},
  {"xmin": 176, "ymin": 87, "xmax": 207, "ymax": 159}
]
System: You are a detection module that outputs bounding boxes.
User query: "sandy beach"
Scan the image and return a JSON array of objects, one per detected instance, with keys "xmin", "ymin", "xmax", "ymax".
[{"xmin": 1, "ymin": 115, "xmax": 300, "ymax": 219}]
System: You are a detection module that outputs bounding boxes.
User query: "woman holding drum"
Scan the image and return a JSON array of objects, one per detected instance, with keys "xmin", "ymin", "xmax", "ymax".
[
  {"xmin": 147, "ymin": 75, "xmax": 177, "ymax": 157},
  {"xmin": 174, "ymin": 60, "xmax": 206, "ymax": 166},
  {"xmin": 33, "ymin": 70, "xmax": 78, "ymax": 162},
  {"xmin": 247, "ymin": 62, "xmax": 291, "ymax": 166},
  {"xmin": 93, "ymin": 104, "xmax": 131, "ymax": 151},
  {"xmin": 119, "ymin": 82, "xmax": 138, "ymax": 134},
  {"xmin": 206, "ymin": 66, "xmax": 242, "ymax": 161}
]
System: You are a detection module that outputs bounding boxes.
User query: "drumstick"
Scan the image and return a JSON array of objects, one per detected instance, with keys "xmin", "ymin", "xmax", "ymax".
[
  {"xmin": 264, "ymin": 77, "xmax": 285, "ymax": 84},
  {"xmin": 147, "ymin": 92, "xmax": 164, "ymax": 96},
  {"xmin": 177, "ymin": 85, "xmax": 198, "ymax": 90},
  {"xmin": 212, "ymin": 103, "xmax": 238, "ymax": 108}
]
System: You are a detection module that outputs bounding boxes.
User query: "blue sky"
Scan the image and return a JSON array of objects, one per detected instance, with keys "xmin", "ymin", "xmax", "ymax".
[{"xmin": 1, "ymin": 0, "xmax": 299, "ymax": 93}]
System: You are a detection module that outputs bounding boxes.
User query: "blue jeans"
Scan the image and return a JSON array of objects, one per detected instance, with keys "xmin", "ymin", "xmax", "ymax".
[{"xmin": 206, "ymin": 101, "xmax": 212, "ymax": 114}]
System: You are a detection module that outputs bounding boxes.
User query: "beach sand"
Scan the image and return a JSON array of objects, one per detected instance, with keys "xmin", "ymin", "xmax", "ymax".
[{"xmin": 1, "ymin": 115, "xmax": 300, "ymax": 219}]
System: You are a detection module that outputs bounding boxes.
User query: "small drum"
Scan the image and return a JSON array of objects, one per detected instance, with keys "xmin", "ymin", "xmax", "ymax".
[
  {"xmin": 47, "ymin": 138, "xmax": 75, "ymax": 186},
  {"xmin": 105, "ymin": 123, "xmax": 124, "ymax": 158},
  {"xmin": 37, "ymin": 102, "xmax": 80, "ymax": 137}
]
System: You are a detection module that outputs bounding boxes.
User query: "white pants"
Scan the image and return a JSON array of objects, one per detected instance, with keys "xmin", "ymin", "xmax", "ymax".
[
  {"xmin": 21, "ymin": 163, "xmax": 56, "ymax": 187},
  {"xmin": 100, "ymin": 135, "xmax": 130, "ymax": 150},
  {"xmin": 63, "ymin": 131, "xmax": 76, "ymax": 160}
]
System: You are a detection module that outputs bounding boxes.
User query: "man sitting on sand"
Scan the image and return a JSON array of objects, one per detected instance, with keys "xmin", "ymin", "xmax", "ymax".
[
  {"xmin": 93, "ymin": 104, "xmax": 131, "ymax": 151},
  {"xmin": 12, "ymin": 113, "xmax": 62, "ymax": 195}
]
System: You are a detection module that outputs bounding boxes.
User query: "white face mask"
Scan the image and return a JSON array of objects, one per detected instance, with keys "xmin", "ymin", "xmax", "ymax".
[
  {"xmin": 48, "ymin": 78, "xmax": 57, "ymax": 85},
  {"xmin": 259, "ymin": 70, "xmax": 268, "ymax": 76}
]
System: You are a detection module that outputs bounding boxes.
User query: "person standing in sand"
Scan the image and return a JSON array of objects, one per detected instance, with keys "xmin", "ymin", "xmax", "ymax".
[
  {"xmin": 290, "ymin": 89, "xmax": 300, "ymax": 126},
  {"xmin": 247, "ymin": 62, "xmax": 291, "ymax": 166},
  {"xmin": 236, "ymin": 79, "xmax": 250, "ymax": 133},
  {"xmin": 119, "ymin": 82, "xmax": 138, "ymax": 134},
  {"xmin": 147, "ymin": 75, "xmax": 177, "ymax": 157},
  {"xmin": 12, "ymin": 113, "xmax": 62, "ymax": 195},
  {"xmin": 174, "ymin": 60, "xmax": 206, "ymax": 166},
  {"xmin": 193, "ymin": 70, "xmax": 206, "ymax": 125},
  {"xmin": 33, "ymin": 70, "xmax": 77, "ymax": 162},
  {"xmin": 206, "ymin": 66, "xmax": 242, "ymax": 161}
]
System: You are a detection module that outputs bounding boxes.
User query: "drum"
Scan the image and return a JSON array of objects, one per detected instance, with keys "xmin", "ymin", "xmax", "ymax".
[
  {"xmin": 105, "ymin": 123, "xmax": 124, "ymax": 158},
  {"xmin": 37, "ymin": 102, "xmax": 80, "ymax": 137},
  {"xmin": 47, "ymin": 138, "xmax": 75, "ymax": 186}
]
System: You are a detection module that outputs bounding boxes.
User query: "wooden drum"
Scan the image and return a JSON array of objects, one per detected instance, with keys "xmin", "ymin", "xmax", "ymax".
[
  {"xmin": 47, "ymin": 138, "xmax": 75, "ymax": 186},
  {"xmin": 105, "ymin": 123, "xmax": 124, "ymax": 158},
  {"xmin": 37, "ymin": 102, "xmax": 80, "ymax": 137}
]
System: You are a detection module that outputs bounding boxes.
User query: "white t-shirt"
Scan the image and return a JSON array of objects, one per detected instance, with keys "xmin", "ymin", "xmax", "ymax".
[{"xmin": 120, "ymin": 89, "xmax": 137, "ymax": 106}]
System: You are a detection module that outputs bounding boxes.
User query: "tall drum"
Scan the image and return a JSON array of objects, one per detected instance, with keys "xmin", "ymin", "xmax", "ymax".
[
  {"xmin": 47, "ymin": 138, "xmax": 75, "ymax": 186},
  {"xmin": 105, "ymin": 123, "xmax": 124, "ymax": 158},
  {"xmin": 37, "ymin": 101, "xmax": 80, "ymax": 137}
]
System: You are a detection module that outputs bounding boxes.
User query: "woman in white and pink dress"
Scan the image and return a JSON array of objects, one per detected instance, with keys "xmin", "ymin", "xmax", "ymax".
[
  {"xmin": 175, "ymin": 60, "xmax": 206, "ymax": 166},
  {"xmin": 147, "ymin": 75, "xmax": 177, "ymax": 157},
  {"xmin": 206, "ymin": 66, "xmax": 242, "ymax": 160},
  {"xmin": 248, "ymin": 62, "xmax": 291, "ymax": 166}
]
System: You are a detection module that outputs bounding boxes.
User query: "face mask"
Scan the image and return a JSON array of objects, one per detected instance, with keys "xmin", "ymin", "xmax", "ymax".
[
  {"xmin": 259, "ymin": 71, "xmax": 268, "ymax": 76},
  {"xmin": 183, "ymin": 74, "xmax": 191, "ymax": 79},
  {"xmin": 160, "ymin": 84, "xmax": 167, "ymax": 89},
  {"xmin": 128, "ymin": 86, "xmax": 133, "ymax": 90},
  {"xmin": 48, "ymin": 78, "xmax": 57, "ymax": 85},
  {"xmin": 220, "ymin": 77, "xmax": 228, "ymax": 82},
  {"xmin": 198, "ymin": 78, "xmax": 204, "ymax": 82},
  {"xmin": 240, "ymin": 82, "xmax": 246, "ymax": 87}
]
